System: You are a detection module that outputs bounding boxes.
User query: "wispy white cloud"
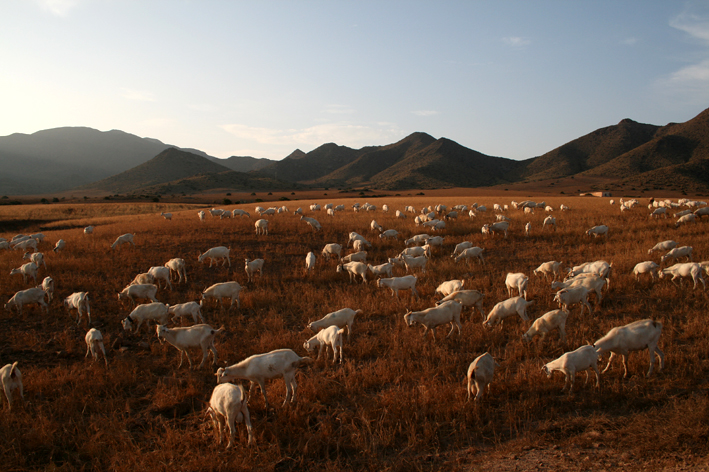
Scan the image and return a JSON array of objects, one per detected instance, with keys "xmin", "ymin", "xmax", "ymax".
[
  {"xmin": 502, "ymin": 36, "xmax": 531, "ymax": 47},
  {"xmin": 411, "ymin": 110, "xmax": 439, "ymax": 117},
  {"xmin": 670, "ymin": 4, "xmax": 709, "ymax": 41},
  {"xmin": 36, "ymin": 0, "xmax": 80, "ymax": 17},
  {"xmin": 220, "ymin": 122, "xmax": 404, "ymax": 149},
  {"xmin": 621, "ymin": 37, "xmax": 638, "ymax": 46},
  {"xmin": 122, "ymin": 88, "xmax": 156, "ymax": 102}
]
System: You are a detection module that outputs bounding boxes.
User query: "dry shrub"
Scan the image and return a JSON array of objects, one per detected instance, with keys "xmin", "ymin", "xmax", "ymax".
[{"xmin": 1, "ymin": 196, "xmax": 709, "ymax": 470}]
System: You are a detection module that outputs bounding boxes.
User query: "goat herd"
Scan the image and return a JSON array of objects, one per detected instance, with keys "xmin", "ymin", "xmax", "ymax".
[{"xmin": 1, "ymin": 196, "xmax": 708, "ymax": 451}]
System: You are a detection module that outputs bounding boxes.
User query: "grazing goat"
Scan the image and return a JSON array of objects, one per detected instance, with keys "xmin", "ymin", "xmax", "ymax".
[
  {"xmin": 85, "ymin": 328, "xmax": 108, "ymax": 366},
  {"xmin": 542, "ymin": 345, "xmax": 600, "ymax": 394},
  {"xmin": 533, "ymin": 261, "xmax": 563, "ymax": 282},
  {"xmin": 198, "ymin": 246, "xmax": 231, "ymax": 267},
  {"xmin": 208, "ymin": 383, "xmax": 254, "ymax": 448},
  {"xmin": 396, "ymin": 254, "xmax": 428, "ymax": 273},
  {"xmin": 586, "ymin": 225, "xmax": 608, "ymax": 237},
  {"xmin": 168, "ymin": 301, "xmax": 205, "ymax": 324},
  {"xmin": 675, "ymin": 213, "xmax": 696, "ymax": 227},
  {"xmin": 201, "ymin": 282, "xmax": 242, "ymax": 309},
  {"xmin": 367, "ymin": 262, "xmax": 393, "ymax": 278},
  {"xmin": 23, "ymin": 251, "xmax": 46, "ymax": 270},
  {"xmin": 300, "ymin": 216, "xmax": 321, "ymax": 231},
  {"xmin": 553, "ymin": 286, "xmax": 592, "ymax": 315},
  {"xmin": 483, "ymin": 297, "xmax": 533, "ymax": 327},
  {"xmin": 481, "ymin": 221, "xmax": 509, "ymax": 238},
  {"xmin": 435, "ymin": 279, "xmax": 465, "ymax": 297},
  {"xmin": 148, "ymin": 266, "xmax": 173, "ymax": 291},
  {"xmin": 1, "ymin": 362, "xmax": 23, "ymax": 410},
  {"xmin": 160, "ymin": 212, "xmax": 172, "ymax": 220},
  {"xmin": 111, "ymin": 233, "xmax": 135, "ymax": 249},
  {"xmin": 122, "ymin": 302, "xmax": 170, "ymax": 332},
  {"xmin": 453, "ymin": 246, "xmax": 485, "ymax": 265},
  {"xmin": 307, "ymin": 308, "xmax": 361, "ymax": 340},
  {"xmin": 53, "ymin": 239, "xmax": 65, "ymax": 253},
  {"xmin": 303, "ymin": 325, "xmax": 346, "ymax": 364},
  {"xmin": 404, "ymin": 301, "xmax": 463, "ymax": 340},
  {"xmin": 337, "ymin": 261, "xmax": 368, "ymax": 283},
  {"xmin": 165, "ymin": 258, "xmax": 187, "ymax": 283},
  {"xmin": 466, "ymin": 353, "xmax": 498, "ymax": 401},
  {"xmin": 377, "ymin": 275, "xmax": 418, "ymax": 298},
  {"xmin": 157, "ymin": 324, "xmax": 224, "ymax": 369},
  {"xmin": 40, "ymin": 276, "xmax": 54, "ymax": 302},
  {"xmin": 64, "ymin": 292, "xmax": 91, "ymax": 325},
  {"xmin": 305, "ymin": 252, "xmax": 316, "ymax": 273},
  {"xmin": 648, "ymin": 240, "xmax": 677, "ymax": 254},
  {"xmin": 5, "ymin": 288, "xmax": 48, "ymax": 315},
  {"xmin": 216, "ymin": 349, "xmax": 314, "ymax": 409},
  {"xmin": 436, "ymin": 290, "xmax": 485, "ymax": 319},
  {"xmin": 632, "ymin": 261, "xmax": 659, "ymax": 282},
  {"xmin": 658, "ymin": 262, "xmax": 706, "ymax": 290},
  {"xmin": 341, "ymin": 251, "xmax": 367, "ymax": 264},
  {"xmin": 244, "ymin": 258, "xmax": 265, "ymax": 283},
  {"xmin": 505, "ymin": 273, "xmax": 529, "ymax": 299},
  {"xmin": 198, "ymin": 210, "xmax": 206, "ymax": 222},
  {"xmin": 451, "ymin": 241, "xmax": 474, "ymax": 256},
  {"xmin": 118, "ymin": 284, "xmax": 159, "ymax": 307},
  {"xmin": 84, "ymin": 225, "xmax": 94, "ymax": 234},
  {"xmin": 523, "ymin": 309, "xmax": 568, "ymax": 343},
  {"xmin": 322, "ymin": 243, "xmax": 342, "ymax": 260},
  {"xmin": 10, "ymin": 262, "xmax": 38, "ymax": 285},
  {"xmin": 594, "ymin": 319, "xmax": 663, "ymax": 378},
  {"xmin": 661, "ymin": 246, "xmax": 693, "ymax": 264}
]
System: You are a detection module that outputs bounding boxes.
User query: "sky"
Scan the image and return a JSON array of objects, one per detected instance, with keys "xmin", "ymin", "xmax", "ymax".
[{"xmin": 1, "ymin": 1, "xmax": 708, "ymax": 162}]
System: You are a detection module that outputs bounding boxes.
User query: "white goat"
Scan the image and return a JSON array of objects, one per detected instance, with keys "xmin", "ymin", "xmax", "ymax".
[
  {"xmin": 216, "ymin": 349, "xmax": 314, "ymax": 409},
  {"xmin": 53, "ymin": 239, "xmax": 65, "ymax": 253},
  {"xmin": 160, "ymin": 212, "xmax": 172, "ymax": 220},
  {"xmin": 322, "ymin": 243, "xmax": 342, "ymax": 260},
  {"xmin": 201, "ymin": 282, "xmax": 242, "ymax": 309},
  {"xmin": 370, "ymin": 220, "xmax": 383, "ymax": 232},
  {"xmin": 40, "ymin": 276, "xmax": 54, "ymax": 302},
  {"xmin": 337, "ymin": 261, "xmax": 368, "ymax": 283},
  {"xmin": 244, "ymin": 258, "xmax": 265, "ymax": 283},
  {"xmin": 4, "ymin": 287, "xmax": 48, "ymax": 315},
  {"xmin": 111, "ymin": 233, "xmax": 135, "ymax": 249},
  {"xmin": 436, "ymin": 290, "xmax": 485, "ymax": 319},
  {"xmin": 661, "ymin": 246, "xmax": 693, "ymax": 264},
  {"xmin": 118, "ymin": 284, "xmax": 159, "ymax": 307},
  {"xmin": 300, "ymin": 216, "xmax": 321, "ymax": 231},
  {"xmin": 594, "ymin": 319, "xmax": 663, "ymax": 378},
  {"xmin": 23, "ymin": 251, "xmax": 46, "ymax": 270},
  {"xmin": 232, "ymin": 209, "xmax": 250, "ymax": 218},
  {"xmin": 208, "ymin": 383, "xmax": 254, "ymax": 448},
  {"xmin": 122, "ymin": 302, "xmax": 170, "ymax": 332},
  {"xmin": 379, "ymin": 229, "xmax": 400, "ymax": 240},
  {"xmin": 553, "ymin": 286, "xmax": 592, "ymax": 315},
  {"xmin": 367, "ymin": 262, "xmax": 393, "ymax": 278},
  {"xmin": 157, "ymin": 324, "xmax": 224, "ymax": 369},
  {"xmin": 340, "ymin": 251, "xmax": 367, "ymax": 264},
  {"xmin": 254, "ymin": 219, "xmax": 269, "ymax": 235},
  {"xmin": 198, "ymin": 246, "xmax": 231, "ymax": 267},
  {"xmin": 84, "ymin": 225, "xmax": 94, "ymax": 234},
  {"xmin": 435, "ymin": 279, "xmax": 465, "ymax": 297},
  {"xmin": 466, "ymin": 353, "xmax": 498, "ymax": 401},
  {"xmin": 377, "ymin": 275, "xmax": 418, "ymax": 298},
  {"xmin": 1, "ymin": 362, "xmax": 23, "ymax": 410},
  {"xmin": 505, "ymin": 273, "xmax": 529, "ymax": 299},
  {"xmin": 64, "ymin": 292, "xmax": 91, "ymax": 325},
  {"xmin": 542, "ymin": 345, "xmax": 600, "ymax": 393},
  {"xmin": 404, "ymin": 301, "xmax": 463, "ymax": 340},
  {"xmin": 454, "ymin": 247, "xmax": 485, "ymax": 265},
  {"xmin": 481, "ymin": 221, "xmax": 509, "ymax": 238},
  {"xmin": 404, "ymin": 234, "xmax": 430, "ymax": 246},
  {"xmin": 451, "ymin": 241, "xmax": 474, "ymax": 256},
  {"xmin": 543, "ymin": 216, "xmax": 556, "ymax": 229},
  {"xmin": 10, "ymin": 262, "xmax": 38, "ymax": 284},
  {"xmin": 85, "ymin": 328, "xmax": 108, "ymax": 366},
  {"xmin": 483, "ymin": 297, "xmax": 534, "ymax": 327},
  {"xmin": 648, "ymin": 240, "xmax": 678, "ymax": 254},
  {"xmin": 352, "ymin": 239, "xmax": 370, "ymax": 252},
  {"xmin": 148, "ymin": 266, "xmax": 172, "ymax": 291},
  {"xmin": 533, "ymin": 261, "xmax": 563, "ymax": 282},
  {"xmin": 168, "ymin": 301, "xmax": 205, "ymax": 324},
  {"xmin": 305, "ymin": 252, "xmax": 316, "ymax": 273},
  {"xmin": 632, "ymin": 261, "xmax": 659, "ymax": 282},
  {"xmin": 675, "ymin": 213, "xmax": 696, "ymax": 227},
  {"xmin": 397, "ymin": 254, "xmax": 428, "ymax": 273},
  {"xmin": 307, "ymin": 308, "xmax": 361, "ymax": 340},
  {"xmin": 523, "ymin": 309, "xmax": 568, "ymax": 343},
  {"xmin": 198, "ymin": 210, "xmax": 206, "ymax": 221},
  {"xmin": 165, "ymin": 258, "xmax": 187, "ymax": 284},
  {"xmin": 658, "ymin": 262, "xmax": 706, "ymax": 290},
  {"xmin": 12, "ymin": 238, "xmax": 37, "ymax": 252},
  {"xmin": 586, "ymin": 225, "xmax": 608, "ymax": 237},
  {"xmin": 303, "ymin": 325, "xmax": 346, "ymax": 364}
]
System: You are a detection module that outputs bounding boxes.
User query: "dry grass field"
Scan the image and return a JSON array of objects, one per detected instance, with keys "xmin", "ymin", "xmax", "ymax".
[{"xmin": 1, "ymin": 195, "xmax": 709, "ymax": 471}]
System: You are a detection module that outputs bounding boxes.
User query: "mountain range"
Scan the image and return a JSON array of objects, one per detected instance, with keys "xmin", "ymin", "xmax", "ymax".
[{"xmin": 2, "ymin": 106, "xmax": 709, "ymax": 195}]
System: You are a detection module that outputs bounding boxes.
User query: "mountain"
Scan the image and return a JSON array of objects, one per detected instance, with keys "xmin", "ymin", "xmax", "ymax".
[
  {"xmin": 209, "ymin": 155, "xmax": 275, "ymax": 173},
  {"xmin": 522, "ymin": 118, "xmax": 661, "ymax": 181},
  {"xmin": 253, "ymin": 143, "xmax": 363, "ymax": 181},
  {"xmin": 0, "ymin": 127, "xmax": 223, "ymax": 195}
]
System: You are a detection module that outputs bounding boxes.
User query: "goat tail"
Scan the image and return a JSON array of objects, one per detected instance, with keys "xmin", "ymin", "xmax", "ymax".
[
  {"xmin": 214, "ymin": 326, "xmax": 226, "ymax": 335},
  {"xmin": 298, "ymin": 356, "xmax": 315, "ymax": 367},
  {"xmin": 10, "ymin": 361, "xmax": 18, "ymax": 377}
]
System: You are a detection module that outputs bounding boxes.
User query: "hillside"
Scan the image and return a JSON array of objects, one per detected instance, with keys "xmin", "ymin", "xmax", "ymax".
[
  {"xmin": 253, "ymin": 143, "xmax": 363, "ymax": 181},
  {"xmin": 205, "ymin": 155, "xmax": 275, "ymax": 172},
  {"xmin": 78, "ymin": 148, "xmax": 233, "ymax": 193}
]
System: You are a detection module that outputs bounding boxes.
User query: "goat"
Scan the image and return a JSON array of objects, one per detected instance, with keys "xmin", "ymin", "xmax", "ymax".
[
  {"xmin": 216, "ymin": 349, "xmax": 314, "ymax": 409},
  {"xmin": 453, "ymin": 246, "xmax": 485, "ymax": 265},
  {"xmin": 435, "ymin": 279, "xmax": 465, "ymax": 297},
  {"xmin": 404, "ymin": 301, "xmax": 463, "ymax": 340},
  {"xmin": 53, "ymin": 239, "xmax": 65, "ymax": 253},
  {"xmin": 300, "ymin": 216, "xmax": 321, "ymax": 231},
  {"xmin": 377, "ymin": 275, "xmax": 418, "ymax": 298},
  {"xmin": 244, "ymin": 258, "xmax": 265, "ymax": 283},
  {"xmin": 111, "ymin": 233, "xmax": 135, "ymax": 249},
  {"xmin": 23, "ymin": 251, "xmax": 46, "ymax": 270},
  {"xmin": 9, "ymin": 262, "xmax": 38, "ymax": 284},
  {"xmin": 322, "ymin": 243, "xmax": 342, "ymax": 260},
  {"xmin": 148, "ymin": 266, "xmax": 172, "ymax": 291},
  {"xmin": 122, "ymin": 302, "xmax": 170, "ymax": 332},
  {"xmin": 586, "ymin": 225, "xmax": 608, "ymax": 237},
  {"xmin": 157, "ymin": 324, "xmax": 224, "ymax": 369},
  {"xmin": 40, "ymin": 276, "xmax": 54, "ymax": 302},
  {"xmin": 64, "ymin": 292, "xmax": 91, "ymax": 325},
  {"xmin": 632, "ymin": 261, "xmax": 659, "ymax": 282},
  {"xmin": 661, "ymin": 246, "xmax": 693, "ymax": 264},
  {"xmin": 533, "ymin": 261, "xmax": 563, "ymax": 282},
  {"xmin": 85, "ymin": 328, "xmax": 108, "ymax": 366},
  {"xmin": 118, "ymin": 284, "xmax": 159, "ymax": 307},
  {"xmin": 483, "ymin": 297, "xmax": 533, "ymax": 327},
  {"xmin": 4, "ymin": 287, "xmax": 48, "ymax": 315},
  {"xmin": 594, "ymin": 319, "xmax": 664, "ymax": 378},
  {"xmin": 208, "ymin": 383, "xmax": 254, "ymax": 448},
  {"xmin": 523, "ymin": 309, "xmax": 568, "ymax": 343},
  {"xmin": 466, "ymin": 353, "xmax": 499, "ymax": 401},
  {"xmin": 337, "ymin": 261, "xmax": 368, "ymax": 283},
  {"xmin": 307, "ymin": 308, "xmax": 361, "ymax": 340},
  {"xmin": 542, "ymin": 345, "xmax": 600, "ymax": 394},
  {"xmin": 198, "ymin": 246, "xmax": 231, "ymax": 268},
  {"xmin": 481, "ymin": 221, "xmax": 509, "ymax": 238},
  {"xmin": 1, "ymin": 362, "xmax": 23, "ymax": 410},
  {"xmin": 305, "ymin": 252, "xmax": 316, "ymax": 273},
  {"xmin": 367, "ymin": 262, "xmax": 393, "ymax": 279},
  {"xmin": 164, "ymin": 258, "xmax": 187, "ymax": 284},
  {"xmin": 160, "ymin": 212, "xmax": 172, "ymax": 220},
  {"xmin": 505, "ymin": 273, "xmax": 529, "ymax": 300},
  {"xmin": 436, "ymin": 290, "xmax": 485, "ymax": 319},
  {"xmin": 254, "ymin": 219, "xmax": 269, "ymax": 235},
  {"xmin": 658, "ymin": 262, "xmax": 706, "ymax": 290},
  {"xmin": 201, "ymin": 282, "xmax": 242, "ymax": 309},
  {"xmin": 648, "ymin": 240, "xmax": 678, "ymax": 255},
  {"xmin": 303, "ymin": 325, "xmax": 346, "ymax": 364},
  {"xmin": 553, "ymin": 286, "xmax": 592, "ymax": 315},
  {"xmin": 168, "ymin": 301, "xmax": 205, "ymax": 324}
]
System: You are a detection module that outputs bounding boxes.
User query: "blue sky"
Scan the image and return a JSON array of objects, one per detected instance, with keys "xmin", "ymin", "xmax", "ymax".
[{"xmin": 1, "ymin": 1, "xmax": 708, "ymax": 161}]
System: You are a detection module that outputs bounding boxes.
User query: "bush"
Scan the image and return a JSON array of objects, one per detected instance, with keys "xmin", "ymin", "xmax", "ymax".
[{"xmin": 223, "ymin": 198, "xmax": 232, "ymax": 205}]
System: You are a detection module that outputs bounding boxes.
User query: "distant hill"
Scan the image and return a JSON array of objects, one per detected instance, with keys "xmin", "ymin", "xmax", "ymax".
[
  {"xmin": 79, "ymin": 148, "xmax": 294, "ymax": 194},
  {"xmin": 209, "ymin": 155, "xmax": 275, "ymax": 173}
]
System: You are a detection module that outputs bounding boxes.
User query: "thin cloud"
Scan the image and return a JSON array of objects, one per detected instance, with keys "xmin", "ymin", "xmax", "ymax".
[
  {"xmin": 412, "ymin": 110, "xmax": 439, "ymax": 117},
  {"xmin": 621, "ymin": 37, "xmax": 638, "ymax": 46},
  {"xmin": 502, "ymin": 36, "xmax": 531, "ymax": 47},
  {"xmin": 36, "ymin": 0, "xmax": 80, "ymax": 17},
  {"xmin": 122, "ymin": 88, "xmax": 156, "ymax": 102},
  {"xmin": 670, "ymin": 4, "xmax": 709, "ymax": 41},
  {"xmin": 220, "ymin": 122, "xmax": 404, "ymax": 148},
  {"xmin": 323, "ymin": 104, "xmax": 356, "ymax": 115}
]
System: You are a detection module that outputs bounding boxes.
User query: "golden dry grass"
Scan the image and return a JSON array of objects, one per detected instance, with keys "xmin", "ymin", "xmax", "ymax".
[{"xmin": 1, "ymin": 195, "xmax": 709, "ymax": 471}]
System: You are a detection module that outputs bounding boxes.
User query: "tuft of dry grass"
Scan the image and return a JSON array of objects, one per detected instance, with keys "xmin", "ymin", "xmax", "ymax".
[{"xmin": 1, "ymin": 195, "xmax": 709, "ymax": 470}]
